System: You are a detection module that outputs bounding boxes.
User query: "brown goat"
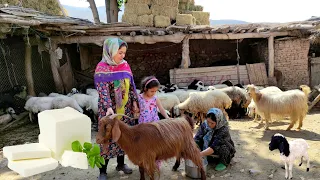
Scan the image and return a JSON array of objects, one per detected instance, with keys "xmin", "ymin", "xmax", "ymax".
[{"xmin": 96, "ymin": 114, "xmax": 205, "ymax": 180}]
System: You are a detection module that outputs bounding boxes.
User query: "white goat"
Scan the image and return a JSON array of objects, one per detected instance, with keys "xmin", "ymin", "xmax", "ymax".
[
  {"xmin": 269, "ymin": 133, "xmax": 310, "ymax": 179},
  {"xmin": 247, "ymin": 86, "xmax": 283, "ymax": 122},
  {"xmin": 246, "ymin": 84, "xmax": 309, "ymax": 130}
]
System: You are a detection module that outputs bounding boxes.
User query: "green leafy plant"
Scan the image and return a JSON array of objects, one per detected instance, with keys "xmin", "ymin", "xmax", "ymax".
[{"xmin": 71, "ymin": 140, "xmax": 105, "ymax": 168}]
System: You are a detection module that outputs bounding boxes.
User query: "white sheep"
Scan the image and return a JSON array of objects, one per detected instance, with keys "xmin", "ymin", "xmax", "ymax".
[
  {"xmin": 269, "ymin": 133, "xmax": 310, "ymax": 179},
  {"xmin": 48, "ymin": 92, "xmax": 64, "ymax": 97},
  {"xmin": 156, "ymin": 92, "xmax": 180, "ymax": 117},
  {"xmin": 25, "ymin": 96, "xmax": 84, "ymax": 122},
  {"xmin": 175, "ymin": 90, "xmax": 232, "ymax": 123},
  {"xmin": 247, "ymin": 86, "xmax": 283, "ymax": 122},
  {"xmin": 52, "ymin": 96, "xmax": 83, "ymax": 113},
  {"xmin": 86, "ymin": 88, "xmax": 99, "ymax": 97},
  {"xmin": 70, "ymin": 94, "xmax": 92, "ymax": 109},
  {"xmin": 246, "ymin": 84, "xmax": 309, "ymax": 130},
  {"xmin": 170, "ymin": 89, "xmax": 198, "ymax": 103}
]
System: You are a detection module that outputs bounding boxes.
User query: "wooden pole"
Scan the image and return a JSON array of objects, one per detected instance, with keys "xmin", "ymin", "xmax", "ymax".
[
  {"xmin": 24, "ymin": 41, "xmax": 36, "ymax": 96},
  {"xmin": 87, "ymin": 0, "xmax": 101, "ymax": 24},
  {"xmin": 180, "ymin": 37, "xmax": 190, "ymax": 68},
  {"xmin": 268, "ymin": 36, "xmax": 275, "ymax": 77},
  {"xmin": 49, "ymin": 43, "xmax": 65, "ymax": 93}
]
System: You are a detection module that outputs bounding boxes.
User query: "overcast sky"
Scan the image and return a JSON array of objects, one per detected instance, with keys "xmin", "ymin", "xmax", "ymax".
[{"xmin": 60, "ymin": 0, "xmax": 320, "ymax": 23}]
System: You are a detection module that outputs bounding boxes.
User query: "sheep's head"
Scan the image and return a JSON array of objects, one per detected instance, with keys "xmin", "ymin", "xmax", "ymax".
[
  {"xmin": 96, "ymin": 114, "xmax": 121, "ymax": 145},
  {"xmin": 269, "ymin": 133, "xmax": 290, "ymax": 156}
]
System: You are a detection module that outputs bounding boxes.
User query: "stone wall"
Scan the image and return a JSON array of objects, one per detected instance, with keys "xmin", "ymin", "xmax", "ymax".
[{"xmin": 274, "ymin": 39, "xmax": 310, "ymax": 89}]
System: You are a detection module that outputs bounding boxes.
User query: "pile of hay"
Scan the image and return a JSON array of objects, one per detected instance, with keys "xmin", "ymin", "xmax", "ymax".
[
  {"xmin": 122, "ymin": 0, "xmax": 153, "ymax": 26},
  {"xmin": 191, "ymin": 11, "xmax": 210, "ymax": 25},
  {"xmin": 0, "ymin": 0, "xmax": 64, "ymax": 15},
  {"xmin": 123, "ymin": 0, "xmax": 179, "ymax": 27},
  {"xmin": 138, "ymin": 14, "xmax": 154, "ymax": 27},
  {"xmin": 126, "ymin": 0, "xmax": 151, "ymax": 4},
  {"xmin": 124, "ymin": 3, "xmax": 151, "ymax": 16},
  {"xmin": 154, "ymin": 15, "xmax": 171, "ymax": 28},
  {"xmin": 176, "ymin": 14, "xmax": 196, "ymax": 26},
  {"xmin": 152, "ymin": 0, "xmax": 179, "ymax": 8},
  {"xmin": 151, "ymin": 5, "xmax": 178, "ymax": 20}
]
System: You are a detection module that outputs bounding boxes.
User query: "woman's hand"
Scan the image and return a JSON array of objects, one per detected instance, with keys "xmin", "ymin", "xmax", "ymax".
[
  {"xmin": 133, "ymin": 101, "xmax": 139, "ymax": 113},
  {"xmin": 106, "ymin": 108, "xmax": 114, "ymax": 116}
]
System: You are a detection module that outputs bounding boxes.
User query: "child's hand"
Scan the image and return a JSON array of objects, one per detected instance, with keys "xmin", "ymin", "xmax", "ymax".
[
  {"xmin": 133, "ymin": 101, "xmax": 139, "ymax": 113},
  {"xmin": 106, "ymin": 108, "xmax": 114, "ymax": 116}
]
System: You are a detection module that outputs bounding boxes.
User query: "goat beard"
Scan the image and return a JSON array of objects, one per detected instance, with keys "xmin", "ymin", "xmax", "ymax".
[{"xmin": 102, "ymin": 143, "xmax": 109, "ymax": 154}]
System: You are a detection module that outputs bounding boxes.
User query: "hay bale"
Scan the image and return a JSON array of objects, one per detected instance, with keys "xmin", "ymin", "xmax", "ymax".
[
  {"xmin": 122, "ymin": 13, "xmax": 138, "ymax": 25},
  {"xmin": 191, "ymin": 11, "xmax": 210, "ymax": 25},
  {"xmin": 0, "ymin": 0, "xmax": 62, "ymax": 15},
  {"xmin": 189, "ymin": 5, "xmax": 204, "ymax": 11},
  {"xmin": 126, "ymin": 0, "xmax": 151, "ymax": 4},
  {"xmin": 179, "ymin": 0, "xmax": 192, "ymax": 3},
  {"xmin": 124, "ymin": 3, "xmax": 151, "ymax": 16},
  {"xmin": 154, "ymin": 15, "xmax": 171, "ymax": 28},
  {"xmin": 152, "ymin": 0, "xmax": 179, "ymax": 8},
  {"xmin": 137, "ymin": 14, "xmax": 154, "ymax": 26},
  {"xmin": 151, "ymin": 5, "xmax": 178, "ymax": 20},
  {"xmin": 176, "ymin": 14, "xmax": 196, "ymax": 26},
  {"xmin": 178, "ymin": 2, "xmax": 190, "ymax": 10}
]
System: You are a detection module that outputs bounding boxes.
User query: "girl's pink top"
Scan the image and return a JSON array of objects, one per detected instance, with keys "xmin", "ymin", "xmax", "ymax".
[{"xmin": 138, "ymin": 94, "xmax": 160, "ymax": 124}]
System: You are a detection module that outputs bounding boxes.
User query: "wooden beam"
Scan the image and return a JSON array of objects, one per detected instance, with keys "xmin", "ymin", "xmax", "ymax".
[
  {"xmin": 268, "ymin": 36, "xmax": 275, "ymax": 77},
  {"xmin": 51, "ymin": 31, "xmax": 291, "ymax": 45},
  {"xmin": 24, "ymin": 41, "xmax": 36, "ymax": 96},
  {"xmin": 79, "ymin": 45, "xmax": 91, "ymax": 70},
  {"xmin": 52, "ymin": 33, "xmax": 186, "ymax": 45},
  {"xmin": 49, "ymin": 43, "xmax": 65, "ymax": 93},
  {"xmin": 180, "ymin": 37, "xmax": 190, "ymax": 68}
]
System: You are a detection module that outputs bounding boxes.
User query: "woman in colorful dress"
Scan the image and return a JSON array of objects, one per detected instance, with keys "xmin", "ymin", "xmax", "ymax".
[{"xmin": 94, "ymin": 38, "xmax": 139, "ymax": 180}]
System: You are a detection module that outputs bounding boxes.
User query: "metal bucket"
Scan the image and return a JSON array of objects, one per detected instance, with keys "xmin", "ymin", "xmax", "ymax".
[{"xmin": 185, "ymin": 158, "xmax": 208, "ymax": 179}]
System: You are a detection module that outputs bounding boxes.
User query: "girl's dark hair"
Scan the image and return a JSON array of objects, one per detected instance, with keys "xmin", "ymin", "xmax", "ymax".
[
  {"xmin": 206, "ymin": 113, "xmax": 217, "ymax": 122},
  {"xmin": 140, "ymin": 76, "xmax": 160, "ymax": 93},
  {"xmin": 119, "ymin": 43, "xmax": 128, "ymax": 49}
]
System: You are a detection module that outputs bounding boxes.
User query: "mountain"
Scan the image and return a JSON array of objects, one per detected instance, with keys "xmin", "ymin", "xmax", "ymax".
[
  {"xmin": 63, "ymin": 5, "xmax": 248, "ymax": 26},
  {"xmin": 210, "ymin": 19, "xmax": 249, "ymax": 26}
]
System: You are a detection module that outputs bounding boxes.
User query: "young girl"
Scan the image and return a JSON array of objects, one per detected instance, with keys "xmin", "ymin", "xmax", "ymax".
[
  {"xmin": 138, "ymin": 76, "xmax": 169, "ymax": 124},
  {"xmin": 138, "ymin": 76, "xmax": 170, "ymax": 170}
]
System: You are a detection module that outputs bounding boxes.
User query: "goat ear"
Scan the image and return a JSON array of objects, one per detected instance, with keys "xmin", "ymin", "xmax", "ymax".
[{"xmin": 112, "ymin": 120, "xmax": 121, "ymax": 142}]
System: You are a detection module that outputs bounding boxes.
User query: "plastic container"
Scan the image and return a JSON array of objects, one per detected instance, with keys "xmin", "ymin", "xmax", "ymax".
[{"xmin": 185, "ymin": 158, "xmax": 208, "ymax": 179}]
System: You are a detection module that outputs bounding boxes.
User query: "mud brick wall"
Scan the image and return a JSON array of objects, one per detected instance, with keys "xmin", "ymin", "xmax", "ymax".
[{"xmin": 274, "ymin": 39, "xmax": 310, "ymax": 89}]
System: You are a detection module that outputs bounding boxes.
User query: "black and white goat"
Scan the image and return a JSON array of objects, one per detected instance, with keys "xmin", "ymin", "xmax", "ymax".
[{"xmin": 269, "ymin": 133, "xmax": 310, "ymax": 179}]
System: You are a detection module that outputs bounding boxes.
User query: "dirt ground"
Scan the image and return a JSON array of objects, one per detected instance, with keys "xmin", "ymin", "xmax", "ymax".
[{"xmin": 0, "ymin": 111, "xmax": 319, "ymax": 180}]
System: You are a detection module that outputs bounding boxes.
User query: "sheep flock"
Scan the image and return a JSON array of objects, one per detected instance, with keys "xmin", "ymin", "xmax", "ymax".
[{"xmin": 20, "ymin": 79, "xmax": 313, "ymax": 132}]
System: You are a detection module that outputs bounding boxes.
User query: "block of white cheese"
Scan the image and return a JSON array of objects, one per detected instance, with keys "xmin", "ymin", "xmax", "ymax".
[
  {"xmin": 3, "ymin": 143, "xmax": 51, "ymax": 161},
  {"xmin": 38, "ymin": 107, "xmax": 91, "ymax": 160},
  {"xmin": 60, "ymin": 150, "xmax": 88, "ymax": 169},
  {"xmin": 8, "ymin": 158, "xmax": 58, "ymax": 177}
]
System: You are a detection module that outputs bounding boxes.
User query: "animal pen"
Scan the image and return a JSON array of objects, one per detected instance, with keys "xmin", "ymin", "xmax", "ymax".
[{"xmin": 0, "ymin": 6, "xmax": 319, "ymax": 98}]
